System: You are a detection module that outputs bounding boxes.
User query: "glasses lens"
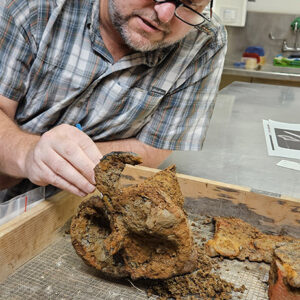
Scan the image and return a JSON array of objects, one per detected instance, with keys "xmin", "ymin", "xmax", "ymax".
[{"xmin": 176, "ymin": 6, "xmax": 205, "ymax": 25}]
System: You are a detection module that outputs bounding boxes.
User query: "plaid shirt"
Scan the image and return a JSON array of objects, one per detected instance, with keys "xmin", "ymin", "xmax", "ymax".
[
  {"xmin": 0, "ymin": 0, "xmax": 227, "ymax": 150},
  {"xmin": 0, "ymin": 0, "xmax": 226, "ymax": 201}
]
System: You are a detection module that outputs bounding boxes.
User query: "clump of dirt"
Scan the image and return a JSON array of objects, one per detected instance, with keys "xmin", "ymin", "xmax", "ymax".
[
  {"xmin": 205, "ymin": 217, "xmax": 296, "ymax": 263},
  {"xmin": 146, "ymin": 247, "xmax": 246, "ymax": 300},
  {"xmin": 71, "ymin": 152, "xmax": 198, "ymax": 280}
]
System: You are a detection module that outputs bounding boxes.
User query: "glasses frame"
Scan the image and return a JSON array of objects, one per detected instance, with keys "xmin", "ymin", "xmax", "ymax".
[{"xmin": 153, "ymin": 0, "xmax": 212, "ymax": 28}]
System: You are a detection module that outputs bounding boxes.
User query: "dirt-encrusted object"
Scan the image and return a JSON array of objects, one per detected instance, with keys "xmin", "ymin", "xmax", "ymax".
[
  {"xmin": 205, "ymin": 217, "xmax": 296, "ymax": 263},
  {"xmin": 70, "ymin": 152, "xmax": 197, "ymax": 280},
  {"xmin": 147, "ymin": 246, "xmax": 246, "ymax": 300},
  {"xmin": 268, "ymin": 241, "xmax": 300, "ymax": 300}
]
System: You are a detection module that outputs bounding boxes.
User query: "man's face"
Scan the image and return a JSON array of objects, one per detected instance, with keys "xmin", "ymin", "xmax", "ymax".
[{"xmin": 108, "ymin": 0, "xmax": 210, "ymax": 52}]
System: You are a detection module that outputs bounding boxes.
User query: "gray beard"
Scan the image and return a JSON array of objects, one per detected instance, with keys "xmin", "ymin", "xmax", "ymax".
[{"xmin": 108, "ymin": 0, "xmax": 181, "ymax": 52}]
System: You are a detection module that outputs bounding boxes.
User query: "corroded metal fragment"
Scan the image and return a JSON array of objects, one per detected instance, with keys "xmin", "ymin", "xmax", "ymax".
[
  {"xmin": 205, "ymin": 217, "xmax": 296, "ymax": 263},
  {"xmin": 71, "ymin": 152, "xmax": 197, "ymax": 280}
]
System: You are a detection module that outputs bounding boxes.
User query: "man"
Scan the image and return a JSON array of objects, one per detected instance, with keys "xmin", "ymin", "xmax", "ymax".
[{"xmin": 0, "ymin": 0, "xmax": 227, "ymax": 201}]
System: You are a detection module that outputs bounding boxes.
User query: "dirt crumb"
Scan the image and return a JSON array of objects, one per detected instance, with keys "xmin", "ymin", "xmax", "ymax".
[
  {"xmin": 202, "ymin": 217, "xmax": 213, "ymax": 225},
  {"xmin": 146, "ymin": 247, "xmax": 245, "ymax": 300}
]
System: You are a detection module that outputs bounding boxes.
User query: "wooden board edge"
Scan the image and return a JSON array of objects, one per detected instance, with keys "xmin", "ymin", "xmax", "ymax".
[
  {"xmin": 0, "ymin": 190, "xmax": 90, "ymax": 283},
  {"xmin": 125, "ymin": 165, "xmax": 300, "ymax": 204}
]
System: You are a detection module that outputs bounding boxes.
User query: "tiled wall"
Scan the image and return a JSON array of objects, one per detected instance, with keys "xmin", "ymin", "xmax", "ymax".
[{"xmin": 225, "ymin": 11, "xmax": 300, "ymax": 64}]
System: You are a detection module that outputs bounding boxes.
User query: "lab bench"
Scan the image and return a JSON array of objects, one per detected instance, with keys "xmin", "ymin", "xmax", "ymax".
[{"xmin": 160, "ymin": 81, "xmax": 300, "ymax": 199}]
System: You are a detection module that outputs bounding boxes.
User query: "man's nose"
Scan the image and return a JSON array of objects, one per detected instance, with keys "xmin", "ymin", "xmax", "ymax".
[{"xmin": 154, "ymin": 2, "xmax": 176, "ymax": 24}]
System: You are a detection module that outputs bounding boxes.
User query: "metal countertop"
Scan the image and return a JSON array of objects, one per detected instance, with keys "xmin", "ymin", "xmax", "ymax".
[
  {"xmin": 160, "ymin": 81, "xmax": 300, "ymax": 199},
  {"xmin": 223, "ymin": 62, "xmax": 300, "ymax": 82}
]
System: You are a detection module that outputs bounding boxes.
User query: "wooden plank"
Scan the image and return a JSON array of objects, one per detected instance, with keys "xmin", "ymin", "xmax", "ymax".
[
  {"xmin": 0, "ymin": 164, "xmax": 299, "ymax": 283},
  {"xmin": 0, "ymin": 190, "xmax": 91, "ymax": 283}
]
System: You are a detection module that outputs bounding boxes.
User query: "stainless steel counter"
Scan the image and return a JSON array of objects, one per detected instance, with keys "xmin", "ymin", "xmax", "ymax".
[
  {"xmin": 160, "ymin": 81, "xmax": 300, "ymax": 199},
  {"xmin": 223, "ymin": 62, "xmax": 300, "ymax": 82}
]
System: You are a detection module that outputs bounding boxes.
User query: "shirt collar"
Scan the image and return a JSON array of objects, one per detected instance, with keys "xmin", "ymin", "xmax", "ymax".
[{"xmin": 87, "ymin": 0, "xmax": 113, "ymax": 62}]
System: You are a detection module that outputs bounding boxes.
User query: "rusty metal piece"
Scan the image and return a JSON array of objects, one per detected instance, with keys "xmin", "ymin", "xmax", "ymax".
[{"xmin": 70, "ymin": 152, "xmax": 197, "ymax": 280}]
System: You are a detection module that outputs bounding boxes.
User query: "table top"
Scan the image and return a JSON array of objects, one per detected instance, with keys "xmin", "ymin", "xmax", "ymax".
[{"xmin": 160, "ymin": 81, "xmax": 300, "ymax": 199}]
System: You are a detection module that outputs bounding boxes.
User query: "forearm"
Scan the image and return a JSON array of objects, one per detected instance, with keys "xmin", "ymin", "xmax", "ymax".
[
  {"xmin": 0, "ymin": 109, "xmax": 101, "ymax": 196},
  {"xmin": 96, "ymin": 138, "xmax": 171, "ymax": 168},
  {"xmin": 0, "ymin": 109, "xmax": 39, "ymax": 179}
]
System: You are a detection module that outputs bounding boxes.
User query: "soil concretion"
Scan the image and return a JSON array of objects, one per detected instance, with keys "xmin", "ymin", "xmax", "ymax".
[
  {"xmin": 146, "ymin": 246, "xmax": 246, "ymax": 300},
  {"xmin": 70, "ymin": 152, "xmax": 198, "ymax": 280},
  {"xmin": 205, "ymin": 217, "xmax": 297, "ymax": 263}
]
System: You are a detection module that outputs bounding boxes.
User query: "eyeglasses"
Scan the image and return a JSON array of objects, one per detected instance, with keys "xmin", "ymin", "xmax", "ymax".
[{"xmin": 153, "ymin": 0, "xmax": 213, "ymax": 27}]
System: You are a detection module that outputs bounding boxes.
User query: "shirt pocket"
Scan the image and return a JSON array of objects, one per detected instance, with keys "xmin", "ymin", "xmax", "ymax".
[
  {"xmin": 93, "ymin": 81, "xmax": 166, "ymax": 139},
  {"xmin": 123, "ymin": 86, "xmax": 164, "ymax": 121}
]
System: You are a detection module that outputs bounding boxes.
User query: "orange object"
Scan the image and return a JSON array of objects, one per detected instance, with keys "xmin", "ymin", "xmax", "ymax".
[
  {"xmin": 243, "ymin": 52, "xmax": 260, "ymax": 63},
  {"xmin": 269, "ymin": 268, "xmax": 300, "ymax": 300}
]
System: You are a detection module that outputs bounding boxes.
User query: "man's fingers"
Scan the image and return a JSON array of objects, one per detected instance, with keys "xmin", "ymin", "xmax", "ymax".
[
  {"xmin": 72, "ymin": 128, "xmax": 102, "ymax": 165},
  {"xmin": 80, "ymin": 141, "xmax": 102, "ymax": 166},
  {"xmin": 44, "ymin": 149, "xmax": 96, "ymax": 194},
  {"xmin": 25, "ymin": 124, "xmax": 102, "ymax": 195},
  {"xmin": 45, "ymin": 125, "xmax": 102, "ymax": 184},
  {"xmin": 40, "ymin": 162, "xmax": 89, "ymax": 197},
  {"xmin": 51, "ymin": 140, "xmax": 98, "ymax": 185}
]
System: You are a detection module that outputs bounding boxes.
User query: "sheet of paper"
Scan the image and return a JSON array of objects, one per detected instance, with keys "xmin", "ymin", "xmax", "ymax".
[
  {"xmin": 263, "ymin": 119, "xmax": 300, "ymax": 160},
  {"xmin": 277, "ymin": 160, "xmax": 300, "ymax": 171}
]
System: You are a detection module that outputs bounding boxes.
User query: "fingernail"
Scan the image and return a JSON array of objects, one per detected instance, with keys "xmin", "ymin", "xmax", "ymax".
[
  {"xmin": 88, "ymin": 184, "xmax": 95, "ymax": 193},
  {"xmin": 78, "ymin": 191, "xmax": 87, "ymax": 197}
]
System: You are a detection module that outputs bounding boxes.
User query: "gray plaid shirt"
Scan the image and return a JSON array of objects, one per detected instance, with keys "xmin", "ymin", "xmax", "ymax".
[{"xmin": 0, "ymin": 0, "xmax": 226, "ymax": 200}]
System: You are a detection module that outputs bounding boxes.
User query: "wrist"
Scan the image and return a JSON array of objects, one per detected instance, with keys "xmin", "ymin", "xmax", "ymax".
[{"xmin": 15, "ymin": 133, "xmax": 40, "ymax": 178}]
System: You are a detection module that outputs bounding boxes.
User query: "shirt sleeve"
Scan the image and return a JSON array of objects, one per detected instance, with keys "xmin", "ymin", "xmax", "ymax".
[
  {"xmin": 136, "ymin": 31, "xmax": 227, "ymax": 151},
  {"xmin": 0, "ymin": 2, "xmax": 34, "ymax": 101}
]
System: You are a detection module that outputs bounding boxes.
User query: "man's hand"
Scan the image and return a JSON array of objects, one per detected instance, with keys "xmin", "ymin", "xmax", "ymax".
[{"xmin": 21, "ymin": 124, "xmax": 102, "ymax": 197}]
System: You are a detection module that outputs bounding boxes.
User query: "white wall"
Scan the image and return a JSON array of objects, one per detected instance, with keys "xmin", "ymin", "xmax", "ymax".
[{"xmin": 247, "ymin": 0, "xmax": 300, "ymax": 14}]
